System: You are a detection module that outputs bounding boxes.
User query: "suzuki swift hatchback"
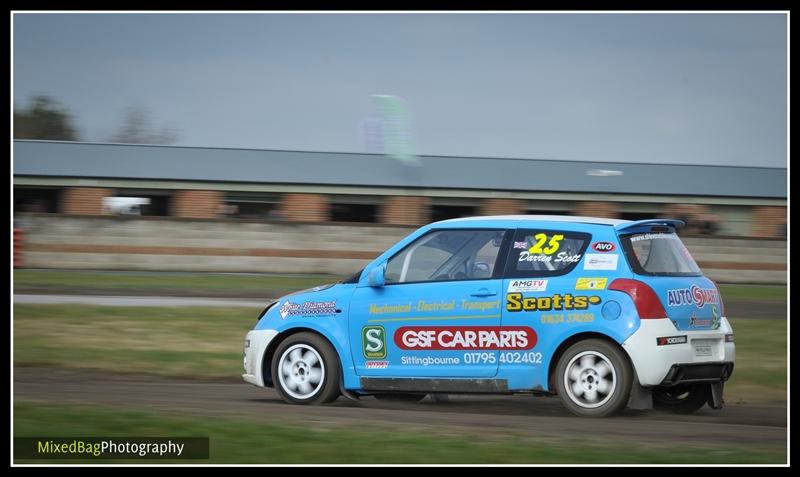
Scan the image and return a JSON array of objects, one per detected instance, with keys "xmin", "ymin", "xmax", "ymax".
[{"xmin": 243, "ymin": 216, "xmax": 735, "ymax": 417}]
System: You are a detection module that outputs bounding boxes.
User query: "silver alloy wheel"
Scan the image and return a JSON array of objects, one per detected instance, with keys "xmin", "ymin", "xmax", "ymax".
[
  {"xmin": 563, "ymin": 350, "xmax": 617, "ymax": 409},
  {"xmin": 277, "ymin": 344, "xmax": 325, "ymax": 400}
]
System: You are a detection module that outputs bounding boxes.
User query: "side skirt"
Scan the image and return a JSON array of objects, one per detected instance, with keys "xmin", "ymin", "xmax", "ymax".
[{"xmin": 360, "ymin": 378, "xmax": 509, "ymax": 394}]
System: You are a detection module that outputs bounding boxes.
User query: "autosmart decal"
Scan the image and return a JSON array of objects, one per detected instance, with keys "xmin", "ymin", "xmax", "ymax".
[
  {"xmin": 362, "ymin": 326, "xmax": 387, "ymax": 359},
  {"xmin": 506, "ymin": 293, "xmax": 602, "ymax": 312},
  {"xmin": 591, "ymin": 241, "xmax": 617, "ymax": 253},
  {"xmin": 394, "ymin": 326, "xmax": 537, "ymax": 350},
  {"xmin": 666, "ymin": 285, "xmax": 719, "ymax": 308},
  {"xmin": 583, "ymin": 253, "xmax": 619, "ymax": 270},
  {"xmin": 575, "ymin": 277, "xmax": 608, "ymax": 291},
  {"xmin": 279, "ymin": 300, "xmax": 339, "ymax": 318},
  {"xmin": 507, "ymin": 279, "xmax": 548, "ymax": 293}
]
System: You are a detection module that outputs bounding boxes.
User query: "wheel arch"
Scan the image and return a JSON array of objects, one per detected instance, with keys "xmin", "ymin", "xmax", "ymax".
[
  {"xmin": 261, "ymin": 327, "xmax": 340, "ymax": 388},
  {"xmin": 547, "ymin": 331, "xmax": 630, "ymax": 393}
]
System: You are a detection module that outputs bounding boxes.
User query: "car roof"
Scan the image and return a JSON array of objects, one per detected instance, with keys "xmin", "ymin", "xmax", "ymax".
[{"xmin": 434, "ymin": 215, "xmax": 631, "ymax": 227}]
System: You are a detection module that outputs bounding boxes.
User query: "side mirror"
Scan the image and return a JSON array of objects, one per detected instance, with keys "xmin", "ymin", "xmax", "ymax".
[{"xmin": 368, "ymin": 263, "xmax": 386, "ymax": 287}]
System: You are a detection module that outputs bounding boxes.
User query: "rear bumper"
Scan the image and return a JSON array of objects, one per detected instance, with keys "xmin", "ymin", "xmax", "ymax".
[
  {"xmin": 659, "ymin": 362, "xmax": 734, "ymax": 387},
  {"xmin": 622, "ymin": 317, "xmax": 735, "ymax": 387}
]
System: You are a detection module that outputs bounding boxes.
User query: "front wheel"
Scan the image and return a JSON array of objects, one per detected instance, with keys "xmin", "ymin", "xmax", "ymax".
[
  {"xmin": 271, "ymin": 332, "xmax": 341, "ymax": 405},
  {"xmin": 554, "ymin": 339, "xmax": 633, "ymax": 417},
  {"xmin": 653, "ymin": 384, "xmax": 710, "ymax": 414}
]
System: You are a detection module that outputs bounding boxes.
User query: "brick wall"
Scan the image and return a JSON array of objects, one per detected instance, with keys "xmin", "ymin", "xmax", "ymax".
[
  {"xmin": 171, "ymin": 190, "xmax": 223, "ymax": 219},
  {"xmin": 661, "ymin": 203, "xmax": 710, "ymax": 219},
  {"xmin": 480, "ymin": 198, "xmax": 524, "ymax": 216},
  {"xmin": 280, "ymin": 193, "xmax": 330, "ymax": 222},
  {"xmin": 574, "ymin": 201, "xmax": 619, "ymax": 218},
  {"xmin": 753, "ymin": 206, "xmax": 787, "ymax": 238},
  {"xmin": 380, "ymin": 196, "xmax": 430, "ymax": 225},
  {"xmin": 61, "ymin": 187, "xmax": 112, "ymax": 215}
]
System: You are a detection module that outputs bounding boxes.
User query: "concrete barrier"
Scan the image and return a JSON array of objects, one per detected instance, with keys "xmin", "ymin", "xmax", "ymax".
[{"xmin": 15, "ymin": 215, "xmax": 787, "ymax": 284}]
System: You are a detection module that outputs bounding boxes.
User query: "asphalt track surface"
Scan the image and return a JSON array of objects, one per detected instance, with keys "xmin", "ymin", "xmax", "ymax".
[{"xmin": 14, "ymin": 366, "xmax": 787, "ymax": 450}]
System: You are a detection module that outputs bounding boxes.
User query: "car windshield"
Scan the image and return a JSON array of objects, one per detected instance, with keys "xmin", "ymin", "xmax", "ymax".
[
  {"xmin": 341, "ymin": 267, "xmax": 364, "ymax": 284},
  {"xmin": 620, "ymin": 232, "xmax": 702, "ymax": 276}
]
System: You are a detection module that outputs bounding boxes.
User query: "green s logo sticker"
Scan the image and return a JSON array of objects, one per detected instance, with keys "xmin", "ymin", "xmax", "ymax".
[{"xmin": 362, "ymin": 326, "xmax": 387, "ymax": 359}]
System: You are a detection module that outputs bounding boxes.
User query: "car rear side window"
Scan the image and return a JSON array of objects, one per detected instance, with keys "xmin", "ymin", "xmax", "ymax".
[
  {"xmin": 620, "ymin": 232, "xmax": 702, "ymax": 276},
  {"xmin": 504, "ymin": 229, "xmax": 591, "ymax": 278}
]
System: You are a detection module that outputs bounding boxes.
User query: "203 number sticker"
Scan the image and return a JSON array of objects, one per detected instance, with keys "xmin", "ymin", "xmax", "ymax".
[{"xmin": 462, "ymin": 352, "xmax": 543, "ymax": 365}]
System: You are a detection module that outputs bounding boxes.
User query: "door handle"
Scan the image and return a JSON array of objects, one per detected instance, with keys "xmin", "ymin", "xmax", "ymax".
[{"xmin": 470, "ymin": 289, "xmax": 497, "ymax": 297}]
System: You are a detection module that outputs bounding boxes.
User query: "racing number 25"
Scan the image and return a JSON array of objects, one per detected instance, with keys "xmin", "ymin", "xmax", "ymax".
[{"xmin": 529, "ymin": 233, "xmax": 565, "ymax": 255}]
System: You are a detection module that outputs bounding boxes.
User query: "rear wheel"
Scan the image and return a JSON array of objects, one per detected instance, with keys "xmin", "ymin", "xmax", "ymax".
[
  {"xmin": 653, "ymin": 384, "xmax": 709, "ymax": 414},
  {"xmin": 554, "ymin": 339, "xmax": 632, "ymax": 417},
  {"xmin": 271, "ymin": 332, "xmax": 341, "ymax": 405}
]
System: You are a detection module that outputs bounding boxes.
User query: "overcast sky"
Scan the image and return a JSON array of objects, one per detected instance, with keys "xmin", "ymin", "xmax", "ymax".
[{"xmin": 13, "ymin": 13, "xmax": 787, "ymax": 167}]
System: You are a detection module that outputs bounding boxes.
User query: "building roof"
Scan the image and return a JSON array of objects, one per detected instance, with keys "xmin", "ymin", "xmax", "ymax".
[{"xmin": 13, "ymin": 140, "xmax": 787, "ymax": 198}]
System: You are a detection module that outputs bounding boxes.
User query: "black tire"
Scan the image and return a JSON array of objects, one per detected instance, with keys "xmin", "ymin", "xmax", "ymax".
[
  {"xmin": 653, "ymin": 384, "xmax": 710, "ymax": 414},
  {"xmin": 373, "ymin": 393, "xmax": 427, "ymax": 403},
  {"xmin": 554, "ymin": 339, "xmax": 633, "ymax": 417},
  {"xmin": 271, "ymin": 332, "xmax": 341, "ymax": 405}
]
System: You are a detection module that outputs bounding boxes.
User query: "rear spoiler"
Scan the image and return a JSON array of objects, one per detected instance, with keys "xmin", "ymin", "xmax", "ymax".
[{"xmin": 615, "ymin": 219, "xmax": 685, "ymax": 232}]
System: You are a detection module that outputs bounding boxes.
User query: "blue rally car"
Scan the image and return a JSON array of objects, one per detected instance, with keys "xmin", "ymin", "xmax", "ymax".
[{"xmin": 243, "ymin": 215, "xmax": 735, "ymax": 417}]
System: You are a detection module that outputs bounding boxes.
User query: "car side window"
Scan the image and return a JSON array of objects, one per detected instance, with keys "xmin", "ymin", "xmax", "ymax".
[
  {"xmin": 505, "ymin": 228, "xmax": 591, "ymax": 278},
  {"xmin": 385, "ymin": 229, "xmax": 508, "ymax": 284}
]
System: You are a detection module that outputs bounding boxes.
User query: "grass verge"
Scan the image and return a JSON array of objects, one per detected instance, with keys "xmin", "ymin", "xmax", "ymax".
[
  {"xmin": 14, "ymin": 270, "xmax": 787, "ymax": 302},
  {"xmin": 13, "ymin": 401, "xmax": 786, "ymax": 464},
  {"xmin": 13, "ymin": 304, "xmax": 786, "ymax": 404},
  {"xmin": 13, "ymin": 304, "xmax": 258, "ymax": 378},
  {"xmin": 719, "ymin": 284, "xmax": 787, "ymax": 302}
]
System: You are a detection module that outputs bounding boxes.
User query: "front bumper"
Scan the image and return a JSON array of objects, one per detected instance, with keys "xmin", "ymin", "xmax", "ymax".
[
  {"xmin": 622, "ymin": 317, "xmax": 735, "ymax": 387},
  {"xmin": 242, "ymin": 329, "xmax": 279, "ymax": 387}
]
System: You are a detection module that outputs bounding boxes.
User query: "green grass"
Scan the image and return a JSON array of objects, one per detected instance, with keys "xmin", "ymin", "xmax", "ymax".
[
  {"xmin": 15, "ymin": 270, "xmax": 786, "ymax": 303},
  {"xmin": 719, "ymin": 284, "xmax": 787, "ymax": 302},
  {"xmin": 13, "ymin": 304, "xmax": 786, "ymax": 405},
  {"xmin": 13, "ymin": 401, "xmax": 786, "ymax": 464},
  {"xmin": 13, "ymin": 304, "xmax": 259, "ymax": 378},
  {"xmin": 725, "ymin": 317, "xmax": 787, "ymax": 404},
  {"xmin": 13, "ymin": 270, "xmax": 342, "ymax": 298}
]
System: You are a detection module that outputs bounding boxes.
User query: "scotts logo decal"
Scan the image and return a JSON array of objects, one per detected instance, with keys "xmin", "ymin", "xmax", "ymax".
[
  {"xmin": 506, "ymin": 293, "xmax": 601, "ymax": 312},
  {"xmin": 591, "ymin": 241, "xmax": 616, "ymax": 253},
  {"xmin": 362, "ymin": 326, "xmax": 387, "ymax": 359},
  {"xmin": 394, "ymin": 326, "xmax": 537, "ymax": 350},
  {"xmin": 667, "ymin": 285, "xmax": 719, "ymax": 308}
]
